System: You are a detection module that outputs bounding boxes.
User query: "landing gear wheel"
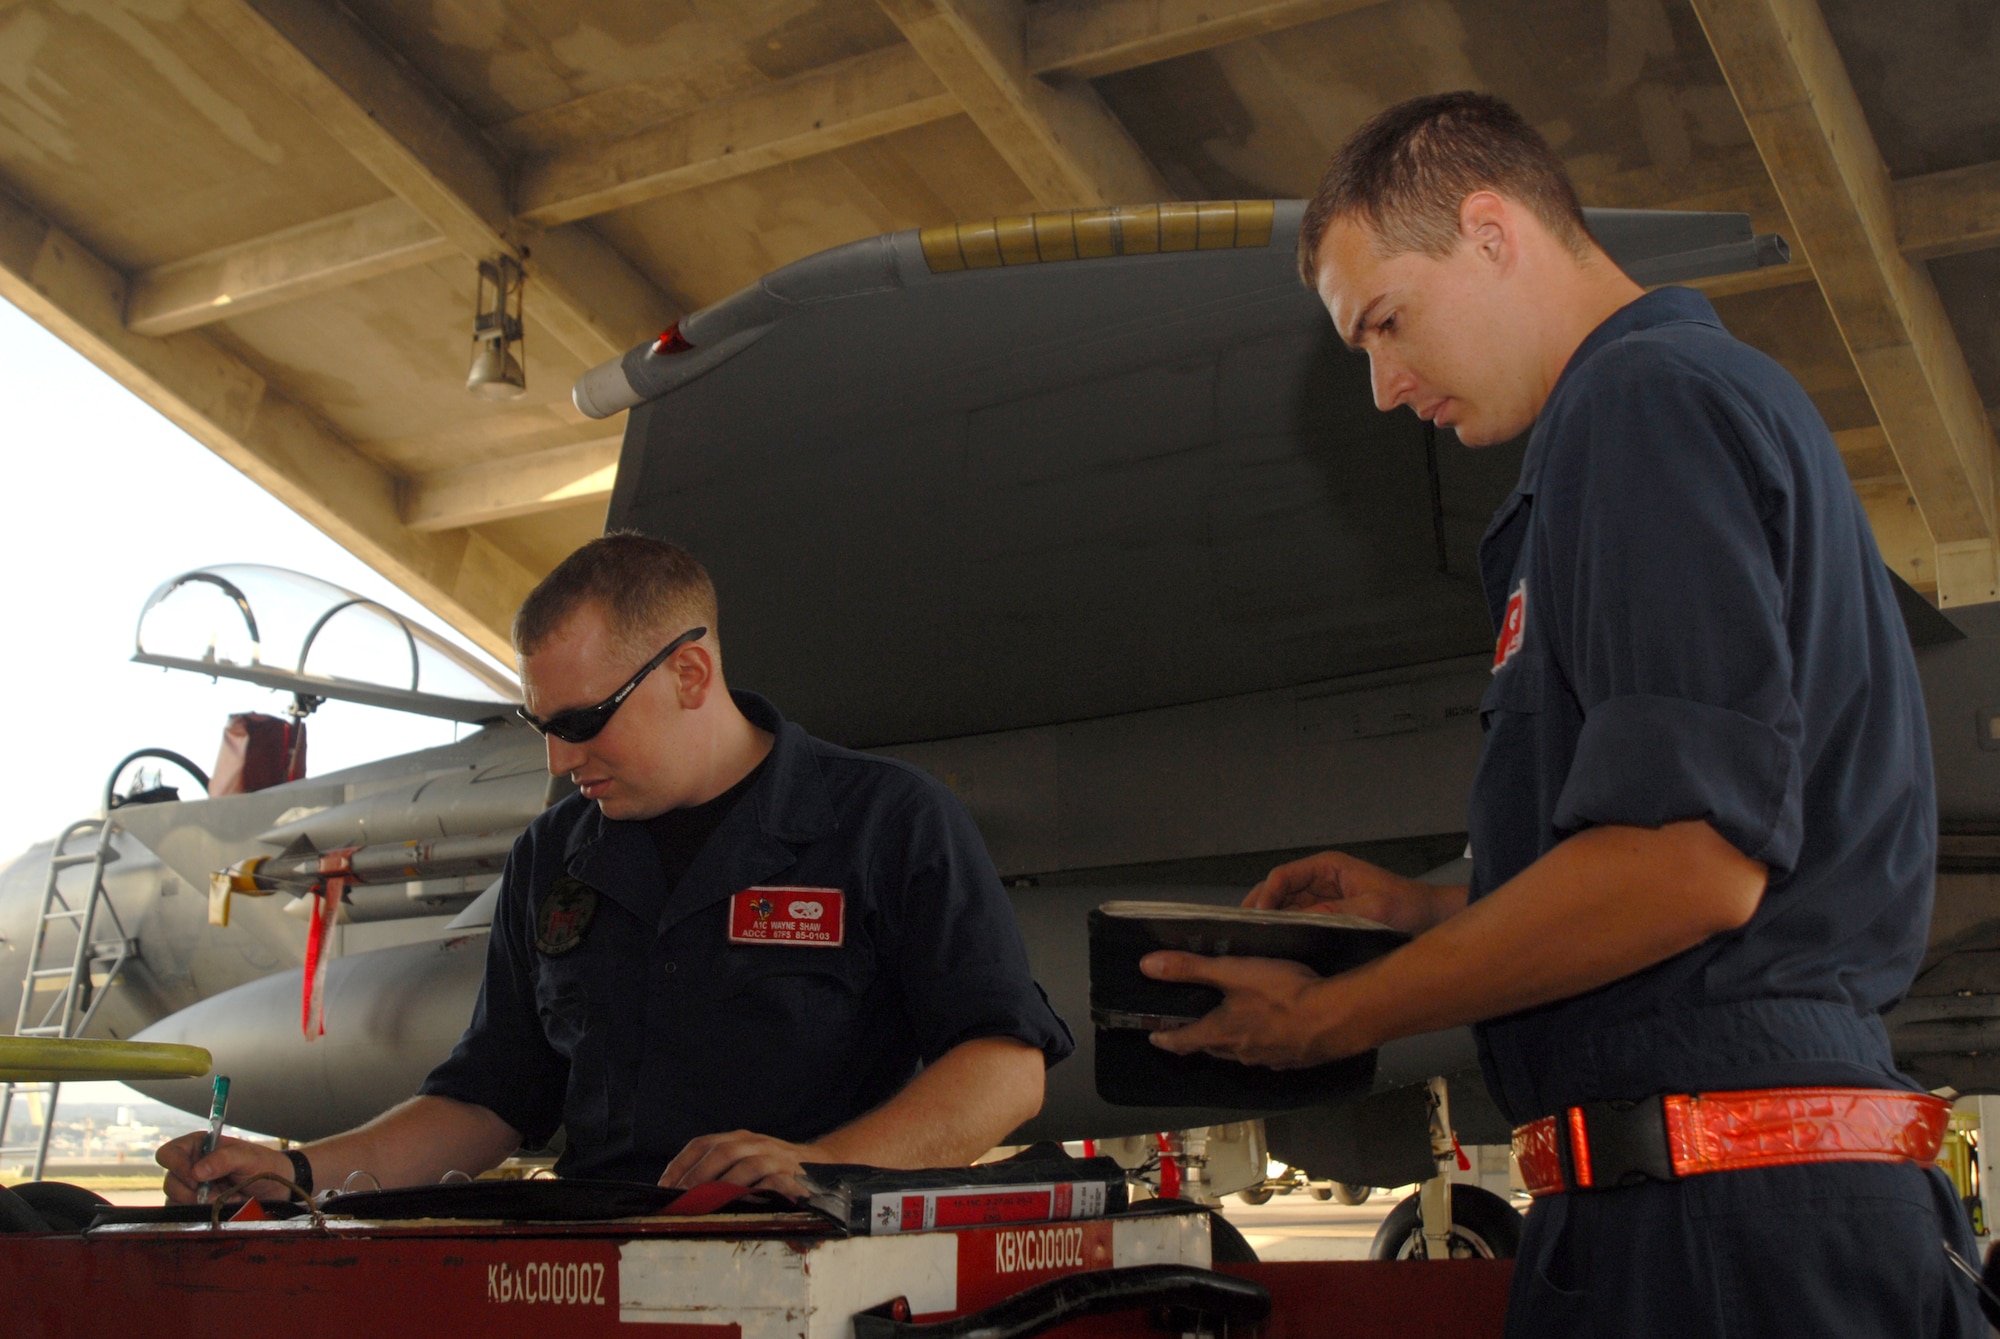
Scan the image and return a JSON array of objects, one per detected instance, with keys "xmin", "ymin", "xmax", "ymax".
[
  {"xmin": 1331, "ymin": 1182, "xmax": 1371, "ymax": 1206},
  {"xmin": 10, "ymin": 1181, "xmax": 110, "ymax": 1232},
  {"xmin": 1234, "ymin": 1184, "xmax": 1275, "ymax": 1206},
  {"xmin": 1368, "ymin": 1183, "xmax": 1522, "ymax": 1260},
  {"xmin": 1208, "ymin": 1211, "xmax": 1260, "ymax": 1264},
  {"xmin": 0, "ymin": 1185, "xmax": 50, "ymax": 1234},
  {"xmin": 1309, "ymin": 1184, "xmax": 1334, "ymax": 1201}
]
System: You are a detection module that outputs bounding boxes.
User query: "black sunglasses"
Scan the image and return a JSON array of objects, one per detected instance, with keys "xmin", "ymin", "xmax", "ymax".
[{"xmin": 517, "ymin": 626, "xmax": 708, "ymax": 744}]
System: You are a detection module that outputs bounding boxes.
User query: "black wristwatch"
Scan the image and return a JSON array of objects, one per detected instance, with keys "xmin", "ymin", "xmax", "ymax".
[{"xmin": 284, "ymin": 1148, "xmax": 315, "ymax": 1200}]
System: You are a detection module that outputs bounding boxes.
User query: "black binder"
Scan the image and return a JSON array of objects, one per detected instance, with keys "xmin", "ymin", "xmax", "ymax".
[{"xmin": 1087, "ymin": 901, "xmax": 1409, "ymax": 1108}]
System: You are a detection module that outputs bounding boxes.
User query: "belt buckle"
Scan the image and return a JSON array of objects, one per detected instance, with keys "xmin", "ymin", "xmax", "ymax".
[{"xmin": 1562, "ymin": 1095, "xmax": 1677, "ymax": 1190}]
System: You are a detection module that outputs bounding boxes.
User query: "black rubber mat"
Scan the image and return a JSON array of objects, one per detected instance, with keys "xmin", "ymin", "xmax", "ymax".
[{"xmin": 320, "ymin": 1178, "xmax": 792, "ymax": 1222}]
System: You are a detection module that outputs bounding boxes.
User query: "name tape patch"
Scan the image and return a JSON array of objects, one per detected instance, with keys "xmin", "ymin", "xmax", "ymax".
[
  {"xmin": 1492, "ymin": 579, "xmax": 1526, "ymax": 673},
  {"xmin": 728, "ymin": 886, "xmax": 845, "ymax": 947}
]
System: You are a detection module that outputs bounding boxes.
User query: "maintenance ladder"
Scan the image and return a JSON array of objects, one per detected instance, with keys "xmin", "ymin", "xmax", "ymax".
[{"xmin": 0, "ymin": 818, "xmax": 134, "ymax": 1180}]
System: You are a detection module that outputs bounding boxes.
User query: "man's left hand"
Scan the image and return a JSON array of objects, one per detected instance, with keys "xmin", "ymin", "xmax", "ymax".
[
  {"xmin": 660, "ymin": 1130, "xmax": 829, "ymax": 1197},
  {"xmin": 1142, "ymin": 952, "xmax": 1365, "ymax": 1068}
]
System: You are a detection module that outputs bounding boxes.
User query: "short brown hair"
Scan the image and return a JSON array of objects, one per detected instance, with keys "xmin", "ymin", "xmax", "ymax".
[
  {"xmin": 1297, "ymin": 91, "xmax": 1590, "ymax": 284},
  {"xmin": 514, "ymin": 532, "xmax": 719, "ymax": 658}
]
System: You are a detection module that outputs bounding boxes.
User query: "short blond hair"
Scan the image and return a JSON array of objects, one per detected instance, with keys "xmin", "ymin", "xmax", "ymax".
[{"xmin": 514, "ymin": 532, "xmax": 719, "ymax": 659}]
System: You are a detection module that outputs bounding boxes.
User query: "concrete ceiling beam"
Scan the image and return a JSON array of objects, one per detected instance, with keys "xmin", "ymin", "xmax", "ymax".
[
  {"xmin": 189, "ymin": 0, "xmax": 676, "ymax": 364},
  {"xmin": 1647, "ymin": 166, "xmax": 2000, "ymax": 299},
  {"xmin": 1691, "ymin": 0, "xmax": 2000, "ymax": 606},
  {"xmin": 515, "ymin": 46, "xmax": 958, "ymax": 229},
  {"xmin": 876, "ymin": 0, "xmax": 1172, "ymax": 209},
  {"xmin": 119, "ymin": 5, "xmax": 2000, "ymax": 362},
  {"xmin": 1026, "ymin": 0, "xmax": 1390, "ymax": 79},
  {"xmin": 1682, "ymin": 255, "xmax": 1815, "ymax": 300},
  {"xmin": 125, "ymin": 198, "xmax": 452, "ymax": 337},
  {"xmin": 1898, "ymin": 159, "xmax": 2000, "ymax": 263},
  {"xmin": 403, "ymin": 437, "xmax": 622, "ymax": 532},
  {"xmin": 0, "ymin": 182, "xmax": 530, "ymax": 659},
  {"xmin": 123, "ymin": 149, "xmax": 2000, "ymax": 338}
]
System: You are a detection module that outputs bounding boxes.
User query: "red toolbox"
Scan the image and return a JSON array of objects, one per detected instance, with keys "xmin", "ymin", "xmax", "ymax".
[{"xmin": 0, "ymin": 1203, "xmax": 1510, "ymax": 1338}]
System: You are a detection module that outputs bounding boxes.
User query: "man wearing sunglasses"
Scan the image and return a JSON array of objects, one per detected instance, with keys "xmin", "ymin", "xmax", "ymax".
[{"xmin": 163, "ymin": 533, "xmax": 1071, "ymax": 1202}]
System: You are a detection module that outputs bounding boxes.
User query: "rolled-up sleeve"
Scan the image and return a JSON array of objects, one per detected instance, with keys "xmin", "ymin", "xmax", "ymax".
[
  {"xmin": 1540, "ymin": 347, "xmax": 1804, "ymax": 873},
  {"xmin": 418, "ymin": 845, "xmax": 568, "ymax": 1145}
]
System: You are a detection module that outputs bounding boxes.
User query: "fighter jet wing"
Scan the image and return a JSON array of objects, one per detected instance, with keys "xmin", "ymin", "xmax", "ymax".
[{"xmin": 577, "ymin": 201, "xmax": 1788, "ymax": 750}]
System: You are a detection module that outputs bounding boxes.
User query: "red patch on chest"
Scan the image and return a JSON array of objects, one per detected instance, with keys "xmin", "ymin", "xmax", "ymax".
[{"xmin": 727, "ymin": 887, "xmax": 845, "ymax": 947}]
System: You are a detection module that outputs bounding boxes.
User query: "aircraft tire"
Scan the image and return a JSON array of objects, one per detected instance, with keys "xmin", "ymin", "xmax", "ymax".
[
  {"xmin": 1234, "ymin": 1184, "xmax": 1275, "ymax": 1206},
  {"xmin": 1330, "ymin": 1182, "xmax": 1370, "ymax": 1205},
  {"xmin": 0, "ymin": 1184, "xmax": 50, "ymax": 1233},
  {"xmin": 1208, "ymin": 1209, "xmax": 1260, "ymax": 1264},
  {"xmin": 1367, "ymin": 1183, "xmax": 1522, "ymax": 1261},
  {"xmin": 11, "ymin": 1180, "xmax": 110, "ymax": 1231}
]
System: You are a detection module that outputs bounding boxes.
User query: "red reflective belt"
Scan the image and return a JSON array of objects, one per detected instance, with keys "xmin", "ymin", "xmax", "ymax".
[{"xmin": 1512, "ymin": 1087, "xmax": 1951, "ymax": 1198}]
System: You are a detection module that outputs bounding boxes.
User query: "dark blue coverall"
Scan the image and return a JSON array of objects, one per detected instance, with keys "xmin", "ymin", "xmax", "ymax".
[
  {"xmin": 423, "ymin": 690, "xmax": 1073, "ymax": 1183},
  {"xmin": 1468, "ymin": 287, "xmax": 1981, "ymax": 1336}
]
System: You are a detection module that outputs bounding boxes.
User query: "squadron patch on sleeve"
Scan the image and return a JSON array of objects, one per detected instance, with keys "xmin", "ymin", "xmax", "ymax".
[
  {"xmin": 535, "ymin": 877, "xmax": 599, "ymax": 956},
  {"xmin": 1492, "ymin": 579, "xmax": 1527, "ymax": 672}
]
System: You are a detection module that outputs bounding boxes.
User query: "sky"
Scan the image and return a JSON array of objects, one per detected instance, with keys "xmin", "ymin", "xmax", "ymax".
[{"xmin": 0, "ymin": 295, "xmax": 515, "ymax": 1110}]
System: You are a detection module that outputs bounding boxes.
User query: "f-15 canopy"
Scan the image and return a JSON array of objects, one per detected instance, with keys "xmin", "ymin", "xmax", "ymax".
[{"xmin": 133, "ymin": 564, "xmax": 519, "ymax": 723}]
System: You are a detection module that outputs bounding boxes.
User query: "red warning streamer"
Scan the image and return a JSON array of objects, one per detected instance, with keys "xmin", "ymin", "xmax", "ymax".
[
  {"xmin": 1155, "ymin": 1133, "xmax": 1181, "ymax": 1200},
  {"xmin": 301, "ymin": 876, "xmax": 345, "ymax": 1039}
]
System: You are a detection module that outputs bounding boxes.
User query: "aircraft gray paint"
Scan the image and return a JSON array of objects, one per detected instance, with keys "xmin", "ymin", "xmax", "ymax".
[{"xmin": 4, "ymin": 202, "xmax": 1990, "ymax": 1188}]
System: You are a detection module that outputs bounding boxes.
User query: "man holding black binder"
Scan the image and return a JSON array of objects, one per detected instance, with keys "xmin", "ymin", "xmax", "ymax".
[{"xmin": 1142, "ymin": 93, "xmax": 1979, "ymax": 1335}]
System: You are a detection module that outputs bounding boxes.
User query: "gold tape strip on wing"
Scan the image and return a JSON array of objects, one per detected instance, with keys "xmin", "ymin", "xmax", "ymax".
[
  {"xmin": 1073, "ymin": 209, "xmax": 1117, "ymax": 258},
  {"xmin": 957, "ymin": 220, "xmax": 1003, "ymax": 269},
  {"xmin": 1033, "ymin": 212, "xmax": 1079, "ymax": 262},
  {"xmin": 1196, "ymin": 200, "xmax": 1239, "ymax": 249},
  {"xmin": 1116, "ymin": 204, "xmax": 1161, "ymax": 254},
  {"xmin": 919, "ymin": 224, "xmax": 968, "ymax": 272},
  {"xmin": 918, "ymin": 202, "xmax": 1279, "ymax": 271},
  {"xmin": 1235, "ymin": 199, "xmax": 1276, "ymax": 247},
  {"xmin": 1158, "ymin": 202, "xmax": 1201, "ymax": 252},
  {"xmin": 995, "ymin": 215, "xmax": 1040, "ymax": 266}
]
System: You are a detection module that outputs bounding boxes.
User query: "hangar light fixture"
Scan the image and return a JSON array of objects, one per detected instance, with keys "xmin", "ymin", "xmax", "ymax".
[{"xmin": 466, "ymin": 256, "xmax": 527, "ymax": 400}]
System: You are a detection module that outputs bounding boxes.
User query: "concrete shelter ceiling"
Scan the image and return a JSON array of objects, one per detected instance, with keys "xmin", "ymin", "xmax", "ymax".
[{"xmin": 0, "ymin": 0, "xmax": 1995, "ymax": 668}]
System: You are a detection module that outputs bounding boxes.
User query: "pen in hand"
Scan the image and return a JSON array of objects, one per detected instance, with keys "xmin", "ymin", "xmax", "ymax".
[{"xmin": 193, "ymin": 1075, "xmax": 230, "ymax": 1206}]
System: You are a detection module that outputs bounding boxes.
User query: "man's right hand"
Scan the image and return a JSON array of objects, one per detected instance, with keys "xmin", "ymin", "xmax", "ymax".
[
  {"xmin": 1244, "ymin": 851, "xmax": 1466, "ymax": 936},
  {"xmin": 156, "ymin": 1132, "xmax": 294, "ymax": 1205}
]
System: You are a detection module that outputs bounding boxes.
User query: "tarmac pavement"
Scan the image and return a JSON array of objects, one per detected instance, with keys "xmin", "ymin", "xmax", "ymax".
[{"xmin": 1217, "ymin": 1188, "xmax": 1403, "ymax": 1261}]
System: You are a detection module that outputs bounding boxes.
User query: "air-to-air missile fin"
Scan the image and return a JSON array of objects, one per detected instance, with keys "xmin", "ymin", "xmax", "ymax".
[{"xmin": 276, "ymin": 833, "xmax": 318, "ymax": 860}]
